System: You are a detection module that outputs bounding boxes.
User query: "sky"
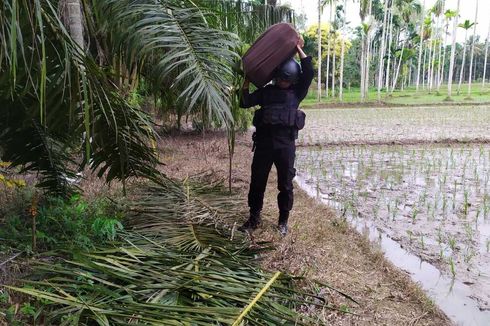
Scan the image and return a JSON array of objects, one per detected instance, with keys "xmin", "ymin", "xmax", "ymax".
[{"xmin": 281, "ymin": 0, "xmax": 490, "ymax": 42}]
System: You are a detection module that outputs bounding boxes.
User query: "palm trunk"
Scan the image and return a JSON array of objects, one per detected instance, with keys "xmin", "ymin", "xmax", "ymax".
[
  {"xmin": 467, "ymin": 0, "xmax": 478, "ymax": 97},
  {"xmin": 340, "ymin": 39, "xmax": 345, "ymax": 101},
  {"xmin": 385, "ymin": 9, "xmax": 394, "ymax": 92},
  {"xmin": 409, "ymin": 60, "xmax": 413, "ymax": 86},
  {"xmin": 427, "ymin": 36, "xmax": 434, "ymax": 92},
  {"xmin": 483, "ymin": 21, "xmax": 490, "ymax": 89},
  {"xmin": 325, "ymin": 44, "xmax": 330, "ymax": 97},
  {"xmin": 364, "ymin": 33, "xmax": 372, "ymax": 99},
  {"xmin": 458, "ymin": 30, "xmax": 468, "ymax": 95},
  {"xmin": 391, "ymin": 42, "xmax": 405, "ymax": 93},
  {"xmin": 416, "ymin": 0, "xmax": 426, "ymax": 92},
  {"xmin": 429, "ymin": 29, "xmax": 437, "ymax": 92},
  {"xmin": 365, "ymin": 0, "xmax": 373, "ymax": 99},
  {"xmin": 339, "ymin": 0, "xmax": 347, "ymax": 101},
  {"xmin": 317, "ymin": 0, "xmax": 322, "ymax": 101},
  {"xmin": 64, "ymin": 0, "xmax": 84, "ymax": 49},
  {"xmin": 436, "ymin": 5, "xmax": 445, "ymax": 91},
  {"xmin": 377, "ymin": 0, "xmax": 390, "ymax": 102},
  {"xmin": 447, "ymin": 0, "xmax": 461, "ymax": 99},
  {"xmin": 422, "ymin": 43, "xmax": 427, "ymax": 90},
  {"xmin": 429, "ymin": 40, "xmax": 437, "ymax": 92},
  {"xmin": 326, "ymin": 3, "xmax": 333, "ymax": 98},
  {"xmin": 361, "ymin": 34, "xmax": 366, "ymax": 101},
  {"xmin": 438, "ymin": 20, "xmax": 449, "ymax": 91},
  {"xmin": 332, "ymin": 41, "xmax": 336, "ymax": 98}
]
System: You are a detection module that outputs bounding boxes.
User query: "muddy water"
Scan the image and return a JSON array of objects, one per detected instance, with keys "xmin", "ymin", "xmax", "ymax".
[
  {"xmin": 298, "ymin": 106, "xmax": 490, "ymax": 146},
  {"xmin": 296, "ymin": 145, "xmax": 490, "ymax": 326}
]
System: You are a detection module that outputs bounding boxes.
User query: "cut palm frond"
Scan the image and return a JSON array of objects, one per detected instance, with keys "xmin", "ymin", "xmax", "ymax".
[{"xmin": 7, "ymin": 179, "xmax": 348, "ymax": 325}]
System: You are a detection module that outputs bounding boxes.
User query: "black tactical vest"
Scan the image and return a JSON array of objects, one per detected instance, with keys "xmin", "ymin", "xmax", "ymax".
[{"xmin": 252, "ymin": 88, "xmax": 306, "ymax": 130}]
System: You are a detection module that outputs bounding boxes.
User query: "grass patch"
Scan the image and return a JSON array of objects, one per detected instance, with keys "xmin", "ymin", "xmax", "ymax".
[{"xmin": 302, "ymin": 83, "xmax": 490, "ymax": 107}]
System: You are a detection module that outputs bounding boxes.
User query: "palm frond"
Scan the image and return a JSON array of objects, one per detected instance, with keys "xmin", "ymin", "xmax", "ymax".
[
  {"xmin": 6, "ymin": 179, "xmax": 351, "ymax": 324},
  {"xmin": 0, "ymin": 0, "xmax": 161, "ymax": 193},
  {"xmin": 90, "ymin": 0, "xmax": 240, "ymax": 126}
]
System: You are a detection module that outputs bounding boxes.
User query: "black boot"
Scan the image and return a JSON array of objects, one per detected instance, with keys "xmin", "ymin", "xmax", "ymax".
[
  {"xmin": 238, "ymin": 211, "xmax": 262, "ymax": 232},
  {"xmin": 278, "ymin": 211, "xmax": 289, "ymax": 236}
]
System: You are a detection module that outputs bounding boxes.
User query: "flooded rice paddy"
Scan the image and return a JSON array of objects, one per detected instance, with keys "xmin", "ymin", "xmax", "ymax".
[
  {"xmin": 295, "ymin": 106, "xmax": 490, "ymax": 325},
  {"xmin": 298, "ymin": 106, "xmax": 490, "ymax": 146}
]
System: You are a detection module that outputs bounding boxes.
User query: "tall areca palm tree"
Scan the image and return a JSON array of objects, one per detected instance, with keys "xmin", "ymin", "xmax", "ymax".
[
  {"xmin": 467, "ymin": 0, "xmax": 479, "ymax": 97},
  {"xmin": 319, "ymin": 0, "xmax": 336, "ymax": 100},
  {"xmin": 428, "ymin": 0, "xmax": 444, "ymax": 92},
  {"xmin": 483, "ymin": 20, "xmax": 490, "ymax": 89},
  {"xmin": 415, "ymin": 0, "xmax": 426, "ymax": 92},
  {"xmin": 377, "ymin": 0, "xmax": 391, "ymax": 102},
  {"xmin": 326, "ymin": 3, "xmax": 334, "ymax": 98},
  {"xmin": 359, "ymin": 0, "xmax": 373, "ymax": 101},
  {"xmin": 385, "ymin": 4, "xmax": 395, "ymax": 92},
  {"xmin": 434, "ymin": 0, "xmax": 446, "ymax": 90},
  {"xmin": 318, "ymin": 0, "xmax": 323, "ymax": 100},
  {"xmin": 447, "ymin": 0, "xmax": 461, "ymax": 99},
  {"xmin": 457, "ymin": 19, "xmax": 475, "ymax": 94},
  {"xmin": 438, "ymin": 9, "xmax": 457, "ymax": 91},
  {"xmin": 339, "ymin": 0, "xmax": 348, "ymax": 101}
]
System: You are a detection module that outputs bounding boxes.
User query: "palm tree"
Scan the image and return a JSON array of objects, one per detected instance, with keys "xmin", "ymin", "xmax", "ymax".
[
  {"xmin": 318, "ymin": 0, "xmax": 323, "ymax": 100},
  {"xmin": 467, "ymin": 0, "xmax": 479, "ymax": 97},
  {"xmin": 390, "ymin": 0, "xmax": 420, "ymax": 92},
  {"xmin": 320, "ymin": 0, "xmax": 336, "ymax": 100},
  {"xmin": 377, "ymin": 0, "xmax": 391, "ymax": 102},
  {"xmin": 339, "ymin": 0, "xmax": 349, "ymax": 101},
  {"xmin": 416, "ymin": 0, "xmax": 426, "ymax": 92},
  {"xmin": 457, "ymin": 20, "xmax": 475, "ymax": 94},
  {"xmin": 438, "ymin": 9, "xmax": 457, "ymax": 91},
  {"xmin": 0, "ymin": 0, "xmax": 287, "ymax": 194},
  {"xmin": 434, "ymin": 0, "xmax": 446, "ymax": 90},
  {"xmin": 447, "ymin": 0, "xmax": 461, "ymax": 99},
  {"xmin": 326, "ymin": 2, "xmax": 334, "ymax": 98},
  {"xmin": 385, "ymin": 1, "xmax": 398, "ymax": 94},
  {"xmin": 483, "ymin": 20, "xmax": 490, "ymax": 89},
  {"xmin": 429, "ymin": 0, "xmax": 444, "ymax": 92},
  {"xmin": 359, "ymin": 0, "xmax": 373, "ymax": 101}
]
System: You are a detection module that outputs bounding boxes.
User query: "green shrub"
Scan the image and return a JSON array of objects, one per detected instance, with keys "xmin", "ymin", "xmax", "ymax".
[{"xmin": 0, "ymin": 193, "xmax": 124, "ymax": 253}]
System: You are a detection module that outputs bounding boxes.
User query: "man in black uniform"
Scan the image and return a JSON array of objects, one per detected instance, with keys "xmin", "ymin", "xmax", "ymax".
[{"xmin": 239, "ymin": 42, "xmax": 313, "ymax": 236}]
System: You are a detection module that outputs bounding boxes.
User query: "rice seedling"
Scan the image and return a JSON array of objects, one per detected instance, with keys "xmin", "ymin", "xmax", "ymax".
[
  {"xmin": 463, "ymin": 191, "xmax": 470, "ymax": 218},
  {"xmin": 411, "ymin": 208, "xmax": 418, "ymax": 224},
  {"xmin": 449, "ymin": 257, "xmax": 456, "ymax": 278},
  {"xmin": 448, "ymin": 236, "xmax": 457, "ymax": 252},
  {"xmin": 296, "ymin": 143, "xmax": 490, "ymax": 287}
]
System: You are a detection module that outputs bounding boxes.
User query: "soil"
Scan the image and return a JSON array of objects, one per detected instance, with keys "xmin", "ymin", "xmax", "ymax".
[
  {"xmin": 299, "ymin": 106, "xmax": 490, "ymax": 147},
  {"xmin": 159, "ymin": 130, "xmax": 451, "ymax": 325}
]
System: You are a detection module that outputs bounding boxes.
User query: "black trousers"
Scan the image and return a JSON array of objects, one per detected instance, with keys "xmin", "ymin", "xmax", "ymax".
[{"xmin": 248, "ymin": 144, "xmax": 296, "ymax": 214}]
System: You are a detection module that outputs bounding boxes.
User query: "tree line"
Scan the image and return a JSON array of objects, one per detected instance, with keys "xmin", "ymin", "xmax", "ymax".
[{"xmin": 311, "ymin": 0, "xmax": 490, "ymax": 101}]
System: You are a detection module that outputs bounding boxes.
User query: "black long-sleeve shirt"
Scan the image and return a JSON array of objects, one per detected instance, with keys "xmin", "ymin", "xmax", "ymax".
[{"xmin": 240, "ymin": 56, "xmax": 314, "ymax": 149}]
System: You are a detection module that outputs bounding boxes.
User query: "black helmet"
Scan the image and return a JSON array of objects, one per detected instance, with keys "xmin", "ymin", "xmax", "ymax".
[{"xmin": 275, "ymin": 58, "xmax": 301, "ymax": 83}]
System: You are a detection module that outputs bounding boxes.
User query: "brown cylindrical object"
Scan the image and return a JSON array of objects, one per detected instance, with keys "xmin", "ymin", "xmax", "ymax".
[{"xmin": 242, "ymin": 23, "xmax": 300, "ymax": 88}]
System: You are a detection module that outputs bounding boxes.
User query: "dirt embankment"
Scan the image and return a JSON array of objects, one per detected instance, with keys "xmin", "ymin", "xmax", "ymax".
[
  {"xmin": 160, "ymin": 131, "xmax": 451, "ymax": 325},
  {"xmin": 303, "ymin": 101, "xmax": 490, "ymax": 110}
]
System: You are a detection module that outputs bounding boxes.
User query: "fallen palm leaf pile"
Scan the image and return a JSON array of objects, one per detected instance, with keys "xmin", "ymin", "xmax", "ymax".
[{"xmin": 6, "ymin": 176, "xmax": 354, "ymax": 325}]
